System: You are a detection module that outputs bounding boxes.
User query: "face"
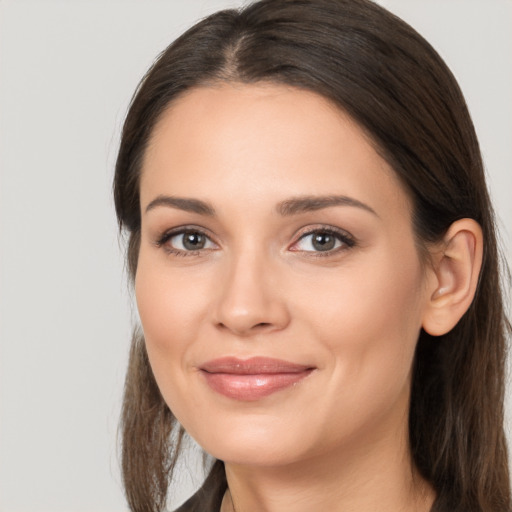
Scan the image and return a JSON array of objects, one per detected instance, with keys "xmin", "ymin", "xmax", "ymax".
[{"xmin": 136, "ymin": 83, "xmax": 432, "ymax": 468}]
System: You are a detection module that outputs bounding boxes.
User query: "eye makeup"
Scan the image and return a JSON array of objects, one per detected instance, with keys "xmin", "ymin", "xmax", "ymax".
[
  {"xmin": 153, "ymin": 223, "xmax": 356, "ymax": 259},
  {"xmin": 154, "ymin": 225, "xmax": 218, "ymax": 257},
  {"xmin": 289, "ymin": 224, "xmax": 356, "ymax": 258}
]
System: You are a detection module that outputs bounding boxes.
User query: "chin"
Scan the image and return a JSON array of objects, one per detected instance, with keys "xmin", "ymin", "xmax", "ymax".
[
  {"xmin": 184, "ymin": 414, "xmax": 320, "ymax": 469},
  {"xmin": 208, "ymin": 442, "xmax": 301, "ymax": 468}
]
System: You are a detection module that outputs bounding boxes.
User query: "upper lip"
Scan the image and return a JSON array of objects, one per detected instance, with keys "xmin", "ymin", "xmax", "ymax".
[{"xmin": 200, "ymin": 357, "xmax": 314, "ymax": 375}]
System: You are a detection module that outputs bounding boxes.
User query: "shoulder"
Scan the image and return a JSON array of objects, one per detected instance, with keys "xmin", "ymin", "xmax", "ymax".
[
  {"xmin": 173, "ymin": 492, "xmax": 202, "ymax": 512},
  {"xmin": 172, "ymin": 488, "xmax": 222, "ymax": 512},
  {"xmin": 172, "ymin": 461, "xmax": 227, "ymax": 512}
]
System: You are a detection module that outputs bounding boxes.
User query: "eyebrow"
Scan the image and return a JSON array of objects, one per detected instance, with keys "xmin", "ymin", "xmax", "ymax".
[
  {"xmin": 144, "ymin": 194, "xmax": 378, "ymax": 217},
  {"xmin": 276, "ymin": 195, "xmax": 378, "ymax": 217},
  {"xmin": 145, "ymin": 195, "xmax": 216, "ymax": 215}
]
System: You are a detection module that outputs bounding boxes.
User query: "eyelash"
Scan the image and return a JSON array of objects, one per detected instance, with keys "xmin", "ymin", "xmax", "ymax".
[
  {"xmin": 155, "ymin": 225, "xmax": 356, "ymax": 258},
  {"xmin": 291, "ymin": 225, "xmax": 356, "ymax": 258},
  {"xmin": 155, "ymin": 226, "xmax": 215, "ymax": 257}
]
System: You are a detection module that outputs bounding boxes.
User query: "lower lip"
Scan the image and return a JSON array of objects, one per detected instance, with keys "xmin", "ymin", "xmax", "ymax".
[{"xmin": 201, "ymin": 370, "xmax": 313, "ymax": 401}]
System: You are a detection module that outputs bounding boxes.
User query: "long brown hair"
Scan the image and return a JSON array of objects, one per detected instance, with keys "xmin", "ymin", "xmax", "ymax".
[{"xmin": 114, "ymin": 1, "xmax": 511, "ymax": 510}]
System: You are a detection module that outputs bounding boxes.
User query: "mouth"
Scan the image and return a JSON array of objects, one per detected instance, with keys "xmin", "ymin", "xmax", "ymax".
[{"xmin": 199, "ymin": 357, "xmax": 315, "ymax": 401}]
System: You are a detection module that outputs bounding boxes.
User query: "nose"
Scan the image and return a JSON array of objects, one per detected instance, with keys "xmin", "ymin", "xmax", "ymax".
[{"xmin": 213, "ymin": 249, "xmax": 290, "ymax": 337}]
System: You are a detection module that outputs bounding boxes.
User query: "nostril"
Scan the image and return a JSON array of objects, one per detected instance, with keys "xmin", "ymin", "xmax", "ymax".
[{"xmin": 216, "ymin": 321, "xmax": 273, "ymax": 334}]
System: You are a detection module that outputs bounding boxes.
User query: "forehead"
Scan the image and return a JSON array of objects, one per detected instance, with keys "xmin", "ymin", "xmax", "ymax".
[{"xmin": 140, "ymin": 83, "xmax": 411, "ymax": 221}]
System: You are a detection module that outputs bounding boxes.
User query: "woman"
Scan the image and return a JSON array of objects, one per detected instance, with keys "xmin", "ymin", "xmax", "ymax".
[{"xmin": 114, "ymin": 0, "xmax": 511, "ymax": 511}]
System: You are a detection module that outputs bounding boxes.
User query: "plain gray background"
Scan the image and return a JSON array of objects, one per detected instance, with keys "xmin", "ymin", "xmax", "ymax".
[{"xmin": 1, "ymin": 1, "xmax": 510, "ymax": 511}]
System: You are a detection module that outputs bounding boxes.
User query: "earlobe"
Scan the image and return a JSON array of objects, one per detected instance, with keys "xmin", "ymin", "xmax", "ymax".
[{"xmin": 422, "ymin": 219, "xmax": 483, "ymax": 336}]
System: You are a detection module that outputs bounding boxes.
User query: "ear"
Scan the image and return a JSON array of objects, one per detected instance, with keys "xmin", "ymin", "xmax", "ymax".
[{"xmin": 422, "ymin": 218, "xmax": 483, "ymax": 336}]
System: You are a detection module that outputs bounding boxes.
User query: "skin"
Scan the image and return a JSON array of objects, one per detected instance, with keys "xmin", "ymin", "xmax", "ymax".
[{"xmin": 136, "ymin": 83, "xmax": 439, "ymax": 511}]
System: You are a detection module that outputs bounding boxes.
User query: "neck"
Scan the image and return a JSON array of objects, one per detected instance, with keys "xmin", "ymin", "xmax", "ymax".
[{"xmin": 222, "ymin": 415, "xmax": 435, "ymax": 512}]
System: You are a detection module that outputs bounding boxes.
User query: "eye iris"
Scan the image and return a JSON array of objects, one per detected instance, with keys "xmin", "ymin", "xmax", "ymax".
[
  {"xmin": 183, "ymin": 232, "xmax": 205, "ymax": 250},
  {"xmin": 312, "ymin": 232, "xmax": 336, "ymax": 251}
]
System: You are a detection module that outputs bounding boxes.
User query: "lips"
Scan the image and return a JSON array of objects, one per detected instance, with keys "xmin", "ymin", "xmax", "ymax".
[{"xmin": 199, "ymin": 357, "xmax": 314, "ymax": 401}]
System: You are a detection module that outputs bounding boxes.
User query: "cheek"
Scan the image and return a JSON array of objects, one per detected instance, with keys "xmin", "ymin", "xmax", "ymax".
[
  {"xmin": 135, "ymin": 248, "xmax": 207, "ymax": 338},
  {"xmin": 317, "ymin": 244, "xmax": 425, "ymax": 342},
  {"xmin": 302, "ymin": 247, "xmax": 425, "ymax": 411},
  {"xmin": 346, "ymin": 259, "xmax": 423, "ymax": 345},
  {"xmin": 135, "ymin": 261, "xmax": 213, "ymax": 429},
  {"xmin": 134, "ymin": 251, "xmax": 207, "ymax": 393}
]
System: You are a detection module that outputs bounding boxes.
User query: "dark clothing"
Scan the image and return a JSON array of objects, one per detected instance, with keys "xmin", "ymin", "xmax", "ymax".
[
  {"xmin": 173, "ymin": 490, "xmax": 223, "ymax": 512},
  {"xmin": 174, "ymin": 460, "xmax": 227, "ymax": 512}
]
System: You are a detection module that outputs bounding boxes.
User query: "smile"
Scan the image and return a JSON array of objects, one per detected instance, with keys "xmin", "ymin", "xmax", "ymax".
[{"xmin": 199, "ymin": 357, "xmax": 315, "ymax": 401}]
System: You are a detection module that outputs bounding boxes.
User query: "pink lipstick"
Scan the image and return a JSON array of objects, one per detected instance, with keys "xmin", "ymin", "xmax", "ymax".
[{"xmin": 199, "ymin": 357, "xmax": 314, "ymax": 401}]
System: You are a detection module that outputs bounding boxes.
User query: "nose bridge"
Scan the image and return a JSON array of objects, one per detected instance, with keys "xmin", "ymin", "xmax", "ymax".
[{"xmin": 214, "ymin": 241, "xmax": 289, "ymax": 335}]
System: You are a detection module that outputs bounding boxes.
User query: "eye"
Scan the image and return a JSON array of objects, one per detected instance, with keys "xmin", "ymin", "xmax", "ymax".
[
  {"xmin": 156, "ymin": 228, "xmax": 217, "ymax": 255},
  {"xmin": 290, "ymin": 227, "xmax": 355, "ymax": 254}
]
